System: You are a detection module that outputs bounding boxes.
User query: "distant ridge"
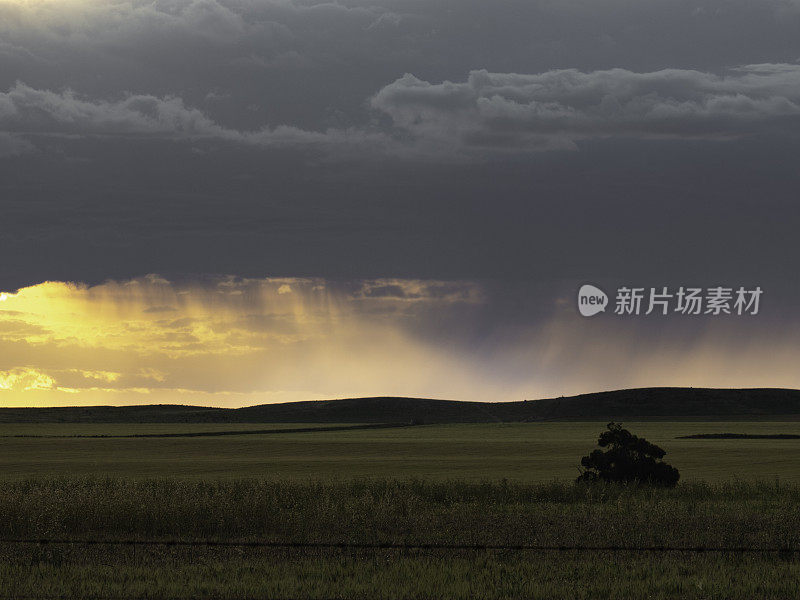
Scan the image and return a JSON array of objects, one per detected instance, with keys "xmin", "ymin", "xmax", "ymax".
[{"xmin": 2, "ymin": 388, "xmax": 800, "ymax": 423}]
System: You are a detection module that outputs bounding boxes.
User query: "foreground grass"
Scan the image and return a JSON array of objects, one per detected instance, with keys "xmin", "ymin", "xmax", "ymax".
[
  {"xmin": 2, "ymin": 547, "xmax": 799, "ymax": 600},
  {"xmin": 0, "ymin": 478, "xmax": 799, "ymax": 598},
  {"xmin": 2, "ymin": 477, "xmax": 800, "ymax": 546}
]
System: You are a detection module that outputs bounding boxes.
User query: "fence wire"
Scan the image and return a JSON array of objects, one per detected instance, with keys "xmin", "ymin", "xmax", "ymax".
[{"xmin": 0, "ymin": 538, "xmax": 798, "ymax": 553}]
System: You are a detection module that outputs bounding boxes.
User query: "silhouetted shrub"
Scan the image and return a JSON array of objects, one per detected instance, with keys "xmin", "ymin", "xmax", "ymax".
[{"xmin": 577, "ymin": 422, "xmax": 680, "ymax": 487}]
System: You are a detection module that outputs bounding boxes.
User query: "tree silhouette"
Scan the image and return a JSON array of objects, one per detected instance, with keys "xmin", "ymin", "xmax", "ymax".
[{"xmin": 577, "ymin": 422, "xmax": 680, "ymax": 487}]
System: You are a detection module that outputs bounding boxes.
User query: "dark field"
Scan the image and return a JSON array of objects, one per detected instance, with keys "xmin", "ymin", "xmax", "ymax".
[
  {"xmin": 1, "ymin": 478, "xmax": 800, "ymax": 599},
  {"xmin": 3, "ymin": 420, "xmax": 800, "ymax": 598},
  {"xmin": 2, "ymin": 421, "xmax": 800, "ymax": 481}
]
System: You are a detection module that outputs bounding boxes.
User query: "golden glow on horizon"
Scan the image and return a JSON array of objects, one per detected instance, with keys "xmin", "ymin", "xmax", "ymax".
[
  {"xmin": 0, "ymin": 277, "xmax": 334, "ymax": 356},
  {"xmin": 0, "ymin": 276, "xmax": 494, "ymax": 407},
  {"xmin": 0, "ymin": 276, "xmax": 798, "ymax": 408}
]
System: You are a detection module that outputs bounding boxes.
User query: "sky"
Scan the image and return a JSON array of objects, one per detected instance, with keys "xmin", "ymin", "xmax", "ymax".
[{"xmin": 1, "ymin": 0, "xmax": 799, "ymax": 406}]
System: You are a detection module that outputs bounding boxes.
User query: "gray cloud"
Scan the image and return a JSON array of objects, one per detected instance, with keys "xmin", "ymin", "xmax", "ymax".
[
  {"xmin": 372, "ymin": 64, "xmax": 800, "ymax": 151},
  {"xmin": 0, "ymin": 82, "xmax": 388, "ymax": 153},
  {"xmin": 3, "ymin": 0, "xmax": 799, "ymax": 132},
  {"xmin": 7, "ymin": 62, "xmax": 800, "ymax": 159}
]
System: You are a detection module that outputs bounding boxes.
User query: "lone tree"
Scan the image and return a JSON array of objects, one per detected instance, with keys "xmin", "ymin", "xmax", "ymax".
[{"xmin": 577, "ymin": 422, "xmax": 680, "ymax": 487}]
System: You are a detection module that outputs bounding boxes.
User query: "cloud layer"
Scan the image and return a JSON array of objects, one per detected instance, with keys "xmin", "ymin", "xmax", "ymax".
[
  {"xmin": 6, "ymin": 63, "xmax": 800, "ymax": 156},
  {"xmin": 3, "ymin": 0, "xmax": 800, "ymax": 158},
  {"xmin": 372, "ymin": 65, "xmax": 800, "ymax": 151},
  {"xmin": 0, "ymin": 82, "xmax": 386, "ymax": 152}
]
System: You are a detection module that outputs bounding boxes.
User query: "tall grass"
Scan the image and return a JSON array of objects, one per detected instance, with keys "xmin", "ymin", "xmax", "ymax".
[
  {"xmin": 1, "ymin": 477, "xmax": 799, "ymax": 548},
  {"xmin": 1, "ymin": 478, "xmax": 799, "ymax": 599},
  {"xmin": 2, "ymin": 547, "xmax": 800, "ymax": 600}
]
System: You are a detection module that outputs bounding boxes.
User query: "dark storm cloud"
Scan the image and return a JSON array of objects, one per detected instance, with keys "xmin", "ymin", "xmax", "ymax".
[
  {"xmin": 3, "ymin": 0, "xmax": 800, "ymax": 127},
  {"xmin": 1, "ymin": 0, "xmax": 799, "ymax": 325}
]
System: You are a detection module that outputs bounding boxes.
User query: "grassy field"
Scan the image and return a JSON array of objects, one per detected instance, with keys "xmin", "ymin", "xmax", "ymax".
[
  {"xmin": 1, "ymin": 478, "xmax": 800, "ymax": 599},
  {"xmin": 6, "ymin": 549, "xmax": 800, "ymax": 600},
  {"xmin": 3, "ymin": 421, "xmax": 800, "ymax": 598},
  {"xmin": 1, "ymin": 421, "xmax": 800, "ymax": 481}
]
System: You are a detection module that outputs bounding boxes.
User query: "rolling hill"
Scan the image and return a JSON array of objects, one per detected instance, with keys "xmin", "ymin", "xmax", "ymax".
[{"xmin": 2, "ymin": 387, "xmax": 800, "ymax": 423}]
